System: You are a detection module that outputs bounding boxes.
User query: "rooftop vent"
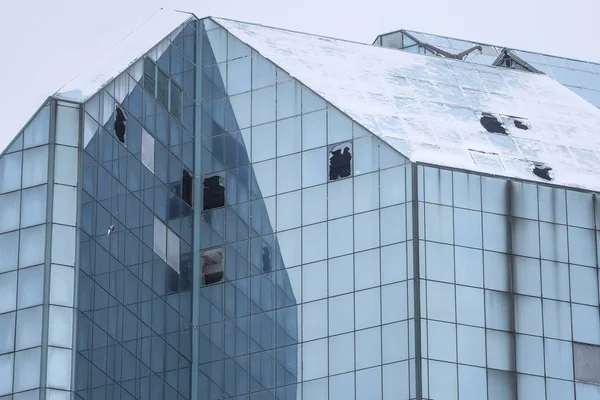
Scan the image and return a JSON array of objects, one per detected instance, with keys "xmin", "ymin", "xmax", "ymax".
[
  {"xmin": 531, "ymin": 162, "xmax": 554, "ymax": 181},
  {"xmin": 479, "ymin": 112, "xmax": 507, "ymax": 135}
]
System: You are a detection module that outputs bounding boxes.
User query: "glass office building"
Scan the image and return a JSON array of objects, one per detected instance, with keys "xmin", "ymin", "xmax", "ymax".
[{"xmin": 1, "ymin": 9, "xmax": 600, "ymax": 400}]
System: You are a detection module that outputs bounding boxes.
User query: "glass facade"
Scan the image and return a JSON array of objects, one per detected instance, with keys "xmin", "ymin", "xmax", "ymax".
[
  {"xmin": 197, "ymin": 21, "xmax": 411, "ymax": 400},
  {"xmin": 74, "ymin": 20, "xmax": 197, "ymax": 400},
  {"xmin": 415, "ymin": 164, "xmax": 600, "ymax": 400},
  {"xmin": 374, "ymin": 30, "xmax": 600, "ymax": 108},
  {"xmin": 0, "ymin": 99, "xmax": 81, "ymax": 399},
  {"xmin": 1, "ymin": 14, "xmax": 600, "ymax": 400}
]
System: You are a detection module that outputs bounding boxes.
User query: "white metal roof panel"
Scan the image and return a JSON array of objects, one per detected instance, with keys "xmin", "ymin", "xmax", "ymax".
[{"xmin": 215, "ymin": 18, "xmax": 600, "ymax": 192}]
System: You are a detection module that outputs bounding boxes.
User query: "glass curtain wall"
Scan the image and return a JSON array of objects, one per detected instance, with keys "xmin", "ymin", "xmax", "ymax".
[
  {"xmin": 74, "ymin": 20, "xmax": 197, "ymax": 400},
  {"xmin": 416, "ymin": 164, "xmax": 600, "ymax": 400},
  {"xmin": 197, "ymin": 19, "xmax": 412, "ymax": 400}
]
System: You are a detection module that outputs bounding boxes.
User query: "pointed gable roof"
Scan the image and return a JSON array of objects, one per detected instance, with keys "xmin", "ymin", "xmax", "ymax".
[
  {"xmin": 55, "ymin": 9, "xmax": 192, "ymax": 102},
  {"xmin": 214, "ymin": 18, "xmax": 600, "ymax": 192}
]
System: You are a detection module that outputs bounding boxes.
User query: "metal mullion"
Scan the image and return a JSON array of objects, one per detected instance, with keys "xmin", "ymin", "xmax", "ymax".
[
  {"xmin": 39, "ymin": 98, "xmax": 58, "ymax": 398},
  {"xmin": 411, "ymin": 163, "xmax": 422, "ymax": 400}
]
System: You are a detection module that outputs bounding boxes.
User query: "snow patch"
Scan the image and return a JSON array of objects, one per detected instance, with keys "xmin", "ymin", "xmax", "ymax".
[{"xmin": 215, "ymin": 18, "xmax": 600, "ymax": 192}]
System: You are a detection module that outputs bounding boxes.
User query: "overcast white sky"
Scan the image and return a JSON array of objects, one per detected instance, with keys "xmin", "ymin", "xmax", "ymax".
[{"xmin": 1, "ymin": 0, "xmax": 599, "ymax": 140}]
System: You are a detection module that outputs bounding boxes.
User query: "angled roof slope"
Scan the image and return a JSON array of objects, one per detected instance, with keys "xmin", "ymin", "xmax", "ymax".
[
  {"xmin": 215, "ymin": 18, "xmax": 600, "ymax": 192},
  {"xmin": 55, "ymin": 9, "xmax": 191, "ymax": 102}
]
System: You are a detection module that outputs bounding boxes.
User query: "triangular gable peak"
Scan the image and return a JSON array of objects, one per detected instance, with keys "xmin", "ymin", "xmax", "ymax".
[{"xmin": 55, "ymin": 9, "xmax": 192, "ymax": 103}]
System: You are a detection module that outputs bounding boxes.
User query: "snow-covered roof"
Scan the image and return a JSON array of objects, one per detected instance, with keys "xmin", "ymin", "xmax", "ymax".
[
  {"xmin": 55, "ymin": 9, "xmax": 191, "ymax": 102},
  {"xmin": 215, "ymin": 18, "xmax": 600, "ymax": 192}
]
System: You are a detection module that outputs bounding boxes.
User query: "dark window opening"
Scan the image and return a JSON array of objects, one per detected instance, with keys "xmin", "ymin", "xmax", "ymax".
[
  {"xmin": 480, "ymin": 113, "xmax": 507, "ymax": 135},
  {"xmin": 203, "ymin": 175, "xmax": 225, "ymax": 211},
  {"xmin": 114, "ymin": 105, "xmax": 127, "ymax": 144},
  {"xmin": 262, "ymin": 245, "xmax": 272, "ymax": 273},
  {"xmin": 329, "ymin": 142, "xmax": 352, "ymax": 181},
  {"xmin": 182, "ymin": 170, "xmax": 193, "ymax": 207},
  {"xmin": 532, "ymin": 162, "xmax": 553, "ymax": 181},
  {"xmin": 202, "ymin": 248, "xmax": 224, "ymax": 285},
  {"xmin": 514, "ymin": 120, "xmax": 529, "ymax": 130}
]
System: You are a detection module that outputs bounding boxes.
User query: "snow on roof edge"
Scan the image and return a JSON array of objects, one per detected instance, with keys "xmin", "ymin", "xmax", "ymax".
[{"xmin": 54, "ymin": 9, "xmax": 192, "ymax": 103}]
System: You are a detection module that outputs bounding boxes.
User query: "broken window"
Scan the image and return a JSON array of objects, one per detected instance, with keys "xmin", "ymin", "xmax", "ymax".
[
  {"xmin": 114, "ymin": 105, "xmax": 127, "ymax": 144},
  {"xmin": 329, "ymin": 142, "xmax": 352, "ymax": 181},
  {"xmin": 513, "ymin": 119, "xmax": 529, "ymax": 130},
  {"xmin": 203, "ymin": 175, "xmax": 225, "ymax": 211},
  {"xmin": 479, "ymin": 112, "xmax": 507, "ymax": 135},
  {"xmin": 262, "ymin": 245, "xmax": 272, "ymax": 273},
  {"xmin": 501, "ymin": 115, "xmax": 532, "ymax": 133},
  {"xmin": 202, "ymin": 247, "xmax": 224, "ymax": 285},
  {"xmin": 531, "ymin": 161, "xmax": 553, "ymax": 181},
  {"xmin": 182, "ymin": 170, "xmax": 193, "ymax": 207}
]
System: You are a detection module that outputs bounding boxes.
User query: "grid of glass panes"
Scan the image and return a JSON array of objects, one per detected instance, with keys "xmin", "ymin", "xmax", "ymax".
[
  {"xmin": 511, "ymin": 51, "xmax": 600, "ymax": 107},
  {"xmin": 416, "ymin": 164, "xmax": 600, "ymax": 400},
  {"xmin": 0, "ymin": 103, "xmax": 51, "ymax": 398},
  {"xmin": 75, "ymin": 27, "xmax": 197, "ymax": 399},
  {"xmin": 197, "ymin": 22, "xmax": 414, "ymax": 399},
  {"xmin": 378, "ymin": 30, "xmax": 600, "ymax": 109},
  {"xmin": 377, "ymin": 30, "xmax": 502, "ymax": 66}
]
